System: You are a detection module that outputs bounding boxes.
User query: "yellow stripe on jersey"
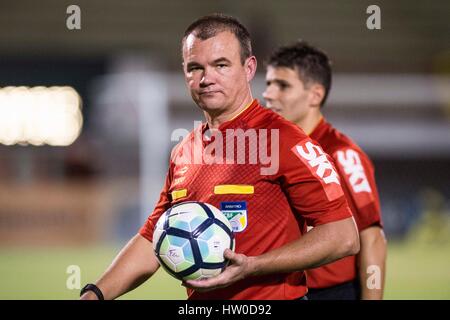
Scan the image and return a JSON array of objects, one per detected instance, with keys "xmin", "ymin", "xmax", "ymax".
[
  {"xmin": 229, "ymin": 99, "xmax": 255, "ymax": 121},
  {"xmin": 171, "ymin": 189, "xmax": 187, "ymax": 200},
  {"xmin": 214, "ymin": 185, "xmax": 254, "ymax": 195}
]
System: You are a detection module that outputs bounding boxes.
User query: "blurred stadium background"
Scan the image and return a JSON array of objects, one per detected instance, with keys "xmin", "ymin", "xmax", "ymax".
[{"xmin": 0, "ymin": 0, "xmax": 449, "ymax": 299}]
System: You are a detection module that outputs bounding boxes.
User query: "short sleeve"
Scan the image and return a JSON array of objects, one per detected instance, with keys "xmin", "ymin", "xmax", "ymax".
[
  {"xmin": 278, "ymin": 129, "xmax": 353, "ymax": 227},
  {"xmin": 332, "ymin": 148, "xmax": 382, "ymax": 231}
]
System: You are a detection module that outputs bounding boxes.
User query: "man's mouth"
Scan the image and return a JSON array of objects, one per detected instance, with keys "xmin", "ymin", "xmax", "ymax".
[
  {"xmin": 199, "ymin": 90, "xmax": 220, "ymax": 95},
  {"xmin": 269, "ymin": 107, "xmax": 282, "ymax": 113}
]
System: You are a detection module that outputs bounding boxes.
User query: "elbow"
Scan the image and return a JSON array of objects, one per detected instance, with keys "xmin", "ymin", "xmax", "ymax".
[
  {"xmin": 347, "ymin": 234, "xmax": 360, "ymax": 256},
  {"xmin": 340, "ymin": 235, "xmax": 359, "ymax": 257},
  {"xmin": 341, "ymin": 224, "xmax": 360, "ymax": 257},
  {"xmin": 346, "ymin": 217, "xmax": 361, "ymax": 256},
  {"xmin": 332, "ymin": 229, "xmax": 360, "ymax": 260}
]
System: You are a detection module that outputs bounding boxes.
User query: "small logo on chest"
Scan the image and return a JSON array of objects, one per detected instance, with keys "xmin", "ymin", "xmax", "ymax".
[{"xmin": 220, "ymin": 201, "xmax": 248, "ymax": 233}]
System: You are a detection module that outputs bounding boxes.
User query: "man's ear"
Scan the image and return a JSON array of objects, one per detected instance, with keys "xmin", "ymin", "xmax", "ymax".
[
  {"xmin": 309, "ymin": 84, "xmax": 326, "ymax": 107},
  {"xmin": 245, "ymin": 56, "xmax": 257, "ymax": 82}
]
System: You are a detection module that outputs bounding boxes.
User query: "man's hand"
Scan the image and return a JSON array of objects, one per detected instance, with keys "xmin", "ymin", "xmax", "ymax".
[
  {"xmin": 185, "ymin": 217, "xmax": 359, "ymax": 293},
  {"xmin": 184, "ymin": 249, "xmax": 254, "ymax": 292}
]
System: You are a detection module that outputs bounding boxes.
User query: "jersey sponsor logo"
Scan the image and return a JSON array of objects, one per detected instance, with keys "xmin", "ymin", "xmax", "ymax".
[
  {"xmin": 220, "ymin": 201, "xmax": 248, "ymax": 233},
  {"xmin": 294, "ymin": 141, "xmax": 340, "ymax": 185},
  {"xmin": 291, "ymin": 141, "xmax": 343, "ymax": 201},
  {"xmin": 336, "ymin": 149, "xmax": 372, "ymax": 194}
]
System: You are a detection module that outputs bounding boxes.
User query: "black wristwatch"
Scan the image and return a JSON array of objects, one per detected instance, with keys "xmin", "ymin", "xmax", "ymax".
[{"xmin": 80, "ymin": 283, "xmax": 104, "ymax": 300}]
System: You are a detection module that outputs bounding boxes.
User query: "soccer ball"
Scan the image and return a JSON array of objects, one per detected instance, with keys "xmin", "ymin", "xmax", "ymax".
[{"xmin": 152, "ymin": 201, "xmax": 235, "ymax": 281}]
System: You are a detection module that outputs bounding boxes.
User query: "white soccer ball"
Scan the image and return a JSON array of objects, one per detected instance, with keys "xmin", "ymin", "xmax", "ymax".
[{"xmin": 152, "ymin": 201, "xmax": 235, "ymax": 281}]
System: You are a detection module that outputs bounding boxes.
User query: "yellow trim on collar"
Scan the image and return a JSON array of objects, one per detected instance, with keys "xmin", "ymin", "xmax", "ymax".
[{"xmin": 229, "ymin": 99, "xmax": 255, "ymax": 121}]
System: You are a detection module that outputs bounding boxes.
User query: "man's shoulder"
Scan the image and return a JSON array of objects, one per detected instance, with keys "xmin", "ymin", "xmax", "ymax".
[
  {"xmin": 319, "ymin": 122, "xmax": 373, "ymax": 165},
  {"xmin": 253, "ymin": 107, "xmax": 308, "ymax": 139},
  {"xmin": 318, "ymin": 123, "xmax": 359, "ymax": 152}
]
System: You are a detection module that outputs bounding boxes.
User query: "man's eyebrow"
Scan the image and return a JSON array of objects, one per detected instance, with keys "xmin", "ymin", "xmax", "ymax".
[
  {"xmin": 187, "ymin": 61, "xmax": 201, "ymax": 66},
  {"xmin": 186, "ymin": 61, "xmax": 202, "ymax": 68},
  {"xmin": 212, "ymin": 57, "xmax": 232, "ymax": 64},
  {"xmin": 268, "ymin": 79, "xmax": 291, "ymax": 86}
]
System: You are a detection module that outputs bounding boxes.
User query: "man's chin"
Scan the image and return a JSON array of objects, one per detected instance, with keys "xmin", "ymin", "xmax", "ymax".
[
  {"xmin": 269, "ymin": 108, "xmax": 283, "ymax": 115},
  {"xmin": 197, "ymin": 97, "xmax": 224, "ymax": 111}
]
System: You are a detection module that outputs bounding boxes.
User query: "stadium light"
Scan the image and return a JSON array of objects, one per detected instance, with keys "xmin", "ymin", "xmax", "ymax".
[{"xmin": 0, "ymin": 86, "xmax": 83, "ymax": 146}]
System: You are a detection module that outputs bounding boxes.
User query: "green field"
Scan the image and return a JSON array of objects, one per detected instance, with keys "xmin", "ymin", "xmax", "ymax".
[{"xmin": 0, "ymin": 241, "xmax": 449, "ymax": 300}]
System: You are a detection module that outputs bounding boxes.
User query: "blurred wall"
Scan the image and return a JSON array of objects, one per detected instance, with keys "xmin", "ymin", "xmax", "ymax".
[{"xmin": 0, "ymin": 0, "xmax": 449, "ymax": 245}]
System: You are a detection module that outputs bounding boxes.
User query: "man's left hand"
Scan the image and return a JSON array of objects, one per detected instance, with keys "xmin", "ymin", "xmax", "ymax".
[{"xmin": 183, "ymin": 249, "xmax": 254, "ymax": 292}]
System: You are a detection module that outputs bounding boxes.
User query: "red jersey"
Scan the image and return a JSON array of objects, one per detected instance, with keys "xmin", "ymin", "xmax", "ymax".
[
  {"xmin": 139, "ymin": 100, "xmax": 352, "ymax": 299},
  {"xmin": 306, "ymin": 118, "xmax": 383, "ymax": 289}
]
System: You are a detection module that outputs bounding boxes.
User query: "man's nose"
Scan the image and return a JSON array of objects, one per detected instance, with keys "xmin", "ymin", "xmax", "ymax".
[
  {"xmin": 200, "ymin": 68, "xmax": 214, "ymax": 87},
  {"xmin": 263, "ymin": 87, "xmax": 274, "ymax": 102}
]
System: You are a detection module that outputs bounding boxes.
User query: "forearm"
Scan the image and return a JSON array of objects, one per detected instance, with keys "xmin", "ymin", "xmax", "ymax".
[
  {"xmin": 81, "ymin": 234, "xmax": 160, "ymax": 300},
  {"xmin": 358, "ymin": 226, "xmax": 387, "ymax": 300},
  {"xmin": 249, "ymin": 217, "xmax": 360, "ymax": 276}
]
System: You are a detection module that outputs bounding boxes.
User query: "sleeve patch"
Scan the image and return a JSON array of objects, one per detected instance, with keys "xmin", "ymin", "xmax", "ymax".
[
  {"xmin": 335, "ymin": 149, "xmax": 375, "ymax": 208},
  {"xmin": 291, "ymin": 141, "xmax": 344, "ymax": 201},
  {"xmin": 336, "ymin": 149, "xmax": 372, "ymax": 193}
]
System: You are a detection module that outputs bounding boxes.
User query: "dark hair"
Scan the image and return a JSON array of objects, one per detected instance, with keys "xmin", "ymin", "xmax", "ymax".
[
  {"xmin": 182, "ymin": 13, "xmax": 252, "ymax": 65},
  {"xmin": 267, "ymin": 40, "xmax": 332, "ymax": 106}
]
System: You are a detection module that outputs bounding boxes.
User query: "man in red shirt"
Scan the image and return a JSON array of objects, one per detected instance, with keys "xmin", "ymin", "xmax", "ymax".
[
  {"xmin": 80, "ymin": 15, "xmax": 359, "ymax": 300},
  {"xmin": 263, "ymin": 40, "xmax": 387, "ymax": 299}
]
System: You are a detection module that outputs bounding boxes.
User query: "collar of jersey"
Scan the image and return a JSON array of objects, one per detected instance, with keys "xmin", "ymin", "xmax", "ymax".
[
  {"xmin": 309, "ymin": 117, "xmax": 328, "ymax": 141},
  {"xmin": 201, "ymin": 99, "xmax": 259, "ymax": 134}
]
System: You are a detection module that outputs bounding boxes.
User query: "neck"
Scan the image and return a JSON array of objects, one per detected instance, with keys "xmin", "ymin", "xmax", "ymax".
[
  {"xmin": 204, "ymin": 93, "xmax": 254, "ymax": 129},
  {"xmin": 296, "ymin": 111, "xmax": 323, "ymax": 135}
]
